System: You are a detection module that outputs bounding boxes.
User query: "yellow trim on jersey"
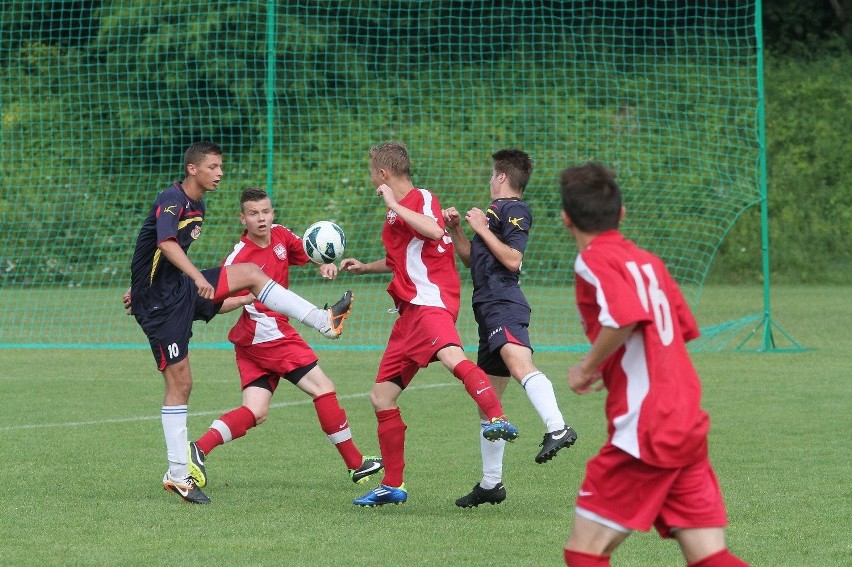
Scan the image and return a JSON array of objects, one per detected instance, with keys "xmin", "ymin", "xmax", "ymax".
[
  {"xmin": 178, "ymin": 217, "xmax": 202, "ymax": 230},
  {"xmin": 149, "ymin": 249, "xmax": 161, "ymax": 285},
  {"xmin": 147, "ymin": 218, "xmax": 202, "ymax": 285}
]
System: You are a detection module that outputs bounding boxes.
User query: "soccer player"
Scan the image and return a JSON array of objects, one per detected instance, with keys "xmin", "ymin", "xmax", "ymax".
[
  {"xmin": 340, "ymin": 141, "xmax": 520, "ymax": 507},
  {"xmin": 127, "ymin": 141, "xmax": 353, "ymax": 504},
  {"xmin": 442, "ymin": 149, "xmax": 577, "ymax": 509},
  {"xmin": 558, "ymin": 162, "xmax": 749, "ymax": 567},
  {"xmin": 186, "ymin": 188, "xmax": 381, "ymax": 492}
]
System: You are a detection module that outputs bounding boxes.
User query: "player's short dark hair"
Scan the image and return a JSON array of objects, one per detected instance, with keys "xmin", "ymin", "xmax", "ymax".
[
  {"xmin": 492, "ymin": 149, "xmax": 534, "ymax": 193},
  {"xmin": 369, "ymin": 141, "xmax": 411, "ymax": 178},
  {"xmin": 240, "ymin": 187, "xmax": 269, "ymax": 211},
  {"xmin": 560, "ymin": 162, "xmax": 622, "ymax": 232},
  {"xmin": 183, "ymin": 141, "xmax": 222, "ymax": 174}
]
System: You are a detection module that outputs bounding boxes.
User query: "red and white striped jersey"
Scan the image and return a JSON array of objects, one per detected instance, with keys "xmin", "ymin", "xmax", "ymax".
[
  {"xmin": 382, "ymin": 188, "xmax": 461, "ymax": 319},
  {"xmin": 223, "ymin": 224, "xmax": 312, "ymax": 346},
  {"xmin": 573, "ymin": 230, "xmax": 708, "ymax": 468}
]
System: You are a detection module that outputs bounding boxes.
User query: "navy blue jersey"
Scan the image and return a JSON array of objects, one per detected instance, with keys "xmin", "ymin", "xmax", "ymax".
[
  {"xmin": 130, "ymin": 182, "xmax": 206, "ymax": 315},
  {"xmin": 469, "ymin": 198, "xmax": 531, "ymax": 307}
]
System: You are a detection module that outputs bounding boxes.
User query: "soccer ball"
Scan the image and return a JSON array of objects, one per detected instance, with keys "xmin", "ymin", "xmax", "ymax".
[{"xmin": 302, "ymin": 221, "xmax": 346, "ymax": 264}]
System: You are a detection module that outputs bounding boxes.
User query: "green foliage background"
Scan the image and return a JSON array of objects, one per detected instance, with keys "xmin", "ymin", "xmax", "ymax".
[{"xmin": 0, "ymin": 1, "xmax": 849, "ymax": 292}]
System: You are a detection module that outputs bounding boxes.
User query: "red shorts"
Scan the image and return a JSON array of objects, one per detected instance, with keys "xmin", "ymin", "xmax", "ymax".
[
  {"xmin": 376, "ymin": 303, "xmax": 462, "ymax": 387},
  {"xmin": 233, "ymin": 330, "xmax": 318, "ymax": 392},
  {"xmin": 575, "ymin": 444, "xmax": 729, "ymax": 538}
]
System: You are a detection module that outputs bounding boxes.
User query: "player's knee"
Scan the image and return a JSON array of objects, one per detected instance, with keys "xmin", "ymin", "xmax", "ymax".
[{"xmin": 250, "ymin": 407, "xmax": 269, "ymax": 425}]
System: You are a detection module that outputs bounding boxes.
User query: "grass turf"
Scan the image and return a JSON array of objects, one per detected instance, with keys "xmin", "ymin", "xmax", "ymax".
[{"xmin": 0, "ymin": 284, "xmax": 849, "ymax": 566}]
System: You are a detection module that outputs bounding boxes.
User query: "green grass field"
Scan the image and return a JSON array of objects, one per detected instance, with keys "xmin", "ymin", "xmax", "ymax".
[{"xmin": 1, "ymin": 285, "xmax": 850, "ymax": 566}]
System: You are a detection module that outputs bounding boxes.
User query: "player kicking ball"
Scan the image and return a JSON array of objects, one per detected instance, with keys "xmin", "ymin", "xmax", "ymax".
[
  {"xmin": 187, "ymin": 188, "xmax": 381, "ymax": 496},
  {"xmin": 127, "ymin": 142, "xmax": 355, "ymax": 504}
]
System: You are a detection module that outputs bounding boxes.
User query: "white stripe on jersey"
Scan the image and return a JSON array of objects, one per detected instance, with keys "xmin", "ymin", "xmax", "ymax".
[
  {"xmin": 406, "ymin": 237, "xmax": 446, "ymax": 308},
  {"xmin": 406, "ymin": 189, "xmax": 446, "ymax": 308},
  {"xmin": 245, "ymin": 304, "xmax": 285, "ymax": 344},
  {"xmin": 574, "ymin": 254, "xmax": 619, "ymax": 328},
  {"xmin": 419, "ymin": 188, "xmax": 439, "ymax": 221},
  {"xmin": 223, "ymin": 240, "xmax": 246, "ymax": 266},
  {"xmin": 610, "ymin": 332, "xmax": 650, "ymax": 459}
]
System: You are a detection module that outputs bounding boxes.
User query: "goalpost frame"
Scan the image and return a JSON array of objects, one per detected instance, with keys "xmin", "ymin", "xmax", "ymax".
[{"xmin": 741, "ymin": 0, "xmax": 806, "ymax": 353}]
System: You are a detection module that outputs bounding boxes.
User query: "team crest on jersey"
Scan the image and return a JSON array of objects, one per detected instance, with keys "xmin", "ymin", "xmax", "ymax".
[
  {"xmin": 386, "ymin": 210, "xmax": 398, "ymax": 224},
  {"xmin": 191, "ymin": 225, "xmax": 202, "ymax": 239},
  {"xmin": 273, "ymin": 243, "xmax": 287, "ymax": 260}
]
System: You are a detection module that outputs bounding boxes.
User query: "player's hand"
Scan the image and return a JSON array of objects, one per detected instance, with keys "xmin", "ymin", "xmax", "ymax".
[
  {"xmin": 465, "ymin": 207, "xmax": 489, "ymax": 234},
  {"xmin": 442, "ymin": 207, "xmax": 462, "ymax": 228},
  {"xmin": 376, "ymin": 183, "xmax": 398, "ymax": 208},
  {"xmin": 194, "ymin": 276, "xmax": 215, "ymax": 299},
  {"xmin": 567, "ymin": 364, "xmax": 604, "ymax": 395},
  {"xmin": 319, "ymin": 263, "xmax": 338, "ymax": 279},
  {"xmin": 122, "ymin": 287, "xmax": 132, "ymax": 315},
  {"xmin": 340, "ymin": 258, "xmax": 367, "ymax": 275}
]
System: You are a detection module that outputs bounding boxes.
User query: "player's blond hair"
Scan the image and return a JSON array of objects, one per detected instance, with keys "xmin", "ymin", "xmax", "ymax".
[{"xmin": 369, "ymin": 141, "xmax": 411, "ymax": 178}]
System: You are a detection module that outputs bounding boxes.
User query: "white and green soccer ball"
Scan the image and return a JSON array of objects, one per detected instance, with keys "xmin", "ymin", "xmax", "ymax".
[{"xmin": 302, "ymin": 220, "xmax": 346, "ymax": 264}]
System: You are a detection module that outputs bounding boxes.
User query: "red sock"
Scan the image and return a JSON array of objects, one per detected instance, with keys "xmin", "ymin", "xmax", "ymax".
[
  {"xmin": 196, "ymin": 405, "xmax": 256, "ymax": 455},
  {"xmin": 688, "ymin": 549, "xmax": 750, "ymax": 567},
  {"xmin": 376, "ymin": 408, "xmax": 406, "ymax": 487},
  {"xmin": 314, "ymin": 392, "xmax": 362, "ymax": 470},
  {"xmin": 564, "ymin": 549, "xmax": 611, "ymax": 567},
  {"xmin": 453, "ymin": 360, "xmax": 504, "ymax": 420}
]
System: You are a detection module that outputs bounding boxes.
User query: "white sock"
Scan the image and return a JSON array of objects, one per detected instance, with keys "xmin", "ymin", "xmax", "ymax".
[
  {"xmin": 162, "ymin": 405, "xmax": 188, "ymax": 478},
  {"xmin": 521, "ymin": 371, "xmax": 566, "ymax": 433},
  {"xmin": 479, "ymin": 420, "xmax": 504, "ymax": 489},
  {"xmin": 257, "ymin": 280, "xmax": 326, "ymax": 330}
]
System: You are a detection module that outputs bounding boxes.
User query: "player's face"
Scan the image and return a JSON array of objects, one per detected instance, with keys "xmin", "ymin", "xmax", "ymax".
[
  {"xmin": 489, "ymin": 168, "xmax": 501, "ymax": 198},
  {"xmin": 192, "ymin": 153, "xmax": 223, "ymax": 192},
  {"xmin": 240, "ymin": 198, "xmax": 274, "ymax": 238},
  {"xmin": 368, "ymin": 161, "xmax": 382, "ymax": 188}
]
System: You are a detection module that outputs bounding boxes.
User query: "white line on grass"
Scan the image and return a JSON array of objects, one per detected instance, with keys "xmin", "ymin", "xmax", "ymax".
[{"xmin": 0, "ymin": 382, "xmax": 458, "ymax": 431}]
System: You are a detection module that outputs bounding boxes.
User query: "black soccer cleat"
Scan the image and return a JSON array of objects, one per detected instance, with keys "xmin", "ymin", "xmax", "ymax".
[
  {"xmin": 163, "ymin": 471, "xmax": 211, "ymax": 504},
  {"xmin": 535, "ymin": 426, "xmax": 578, "ymax": 464},
  {"xmin": 349, "ymin": 456, "xmax": 384, "ymax": 484},
  {"xmin": 320, "ymin": 290, "xmax": 354, "ymax": 339},
  {"xmin": 455, "ymin": 483, "xmax": 507, "ymax": 508}
]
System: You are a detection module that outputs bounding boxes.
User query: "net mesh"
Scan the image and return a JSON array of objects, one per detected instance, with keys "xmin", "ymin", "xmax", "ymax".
[{"xmin": 0, "ymin": 1, "xmax": 760, "ymax": 349}]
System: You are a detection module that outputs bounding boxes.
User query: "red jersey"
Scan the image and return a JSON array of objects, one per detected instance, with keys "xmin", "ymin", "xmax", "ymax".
[
  {"xmin": 573, "ymin": 230, "xmax": 708, "ymax": 468},
  {"xmin": 223, "ymin": 225, "xmax": 312, "ymax": 346},
  {"xmin": 382, "ymin": 188, "xmax": 461, "ymax": 318}
]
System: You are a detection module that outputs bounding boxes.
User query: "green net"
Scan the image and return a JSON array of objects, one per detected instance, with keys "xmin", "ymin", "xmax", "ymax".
[{"xmin": 0, "ymin": 1, "xmax": 760, "ymax": 350}]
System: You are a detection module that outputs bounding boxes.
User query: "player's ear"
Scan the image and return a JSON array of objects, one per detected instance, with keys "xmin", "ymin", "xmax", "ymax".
[
  {"xmin": 619, "ymin": 206, "xmax": 626, "ymax": 222},
  {"xmin": 561, "ymin": 210, "xmax": 572, "ymax": 228}
]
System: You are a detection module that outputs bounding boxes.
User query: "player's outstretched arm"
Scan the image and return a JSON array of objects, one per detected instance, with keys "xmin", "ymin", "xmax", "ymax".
[{"xmin": 340, "ymin": 257, "xmax": 389, "ymax": 275}]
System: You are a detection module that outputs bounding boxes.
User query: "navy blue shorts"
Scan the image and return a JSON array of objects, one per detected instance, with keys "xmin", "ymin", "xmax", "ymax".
[
  {"xmin": 473, "ymin": 301, "xmax": 532, "ymax": 377},
  {"xmin": 134, "ymin": 267, "xmax": 222, "ymax": 370}
]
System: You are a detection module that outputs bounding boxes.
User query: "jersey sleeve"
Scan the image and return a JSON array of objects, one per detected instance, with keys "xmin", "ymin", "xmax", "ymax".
[
  {"xmin": 220, "ymin": 239, "xmax": 251, "ymax": 297},
  {"xmin": 280, "ymin": 226, "xmax": 312, "ymax": 266},
  {"xmin": 580, "ymin": 252, "xmax": 654, "ymax": 329},
  {"xmin": 500, "ymin": 200, "xmax": 531, "ymax": 254},
  {"xmin": 154, "ymin": 190, "xmax": 185, "ymax": 245}
]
